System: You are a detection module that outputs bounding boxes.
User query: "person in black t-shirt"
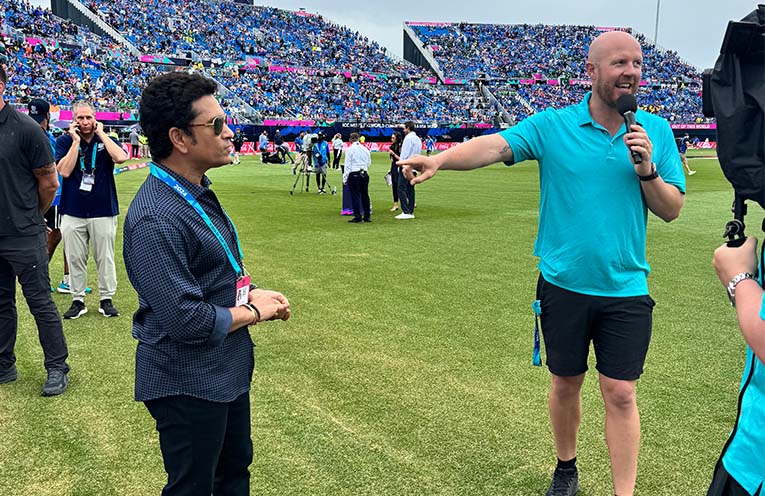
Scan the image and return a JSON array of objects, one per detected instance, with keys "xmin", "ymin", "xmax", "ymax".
[
  {"xmin": 0, "ymin": 66, "xmax": 71, "ymax": 397},
  {"xmin": 231, "ymin": 128, "xmax": 246, "ymax": 165}
]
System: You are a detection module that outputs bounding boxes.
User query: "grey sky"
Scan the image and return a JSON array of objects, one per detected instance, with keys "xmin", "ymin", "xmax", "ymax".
[{"xmin": 30, "ymin": 0, "xmax": 759, "ymax": 70}]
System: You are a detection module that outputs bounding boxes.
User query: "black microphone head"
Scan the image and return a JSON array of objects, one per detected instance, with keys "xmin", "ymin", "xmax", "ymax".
[{"xmin": 616, "ymin": 94, "xmax": 638, "ymax": 115}]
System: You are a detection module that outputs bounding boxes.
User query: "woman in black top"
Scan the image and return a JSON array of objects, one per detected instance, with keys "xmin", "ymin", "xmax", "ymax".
[{"xmin": 388, "ymin": 132, "xmax": 402, "ymax": 211}]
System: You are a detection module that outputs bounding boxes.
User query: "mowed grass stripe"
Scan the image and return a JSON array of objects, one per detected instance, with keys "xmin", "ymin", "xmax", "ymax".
[{"xmin": 1, "ymin": 149, "xmax": 747, "ymax": 495}]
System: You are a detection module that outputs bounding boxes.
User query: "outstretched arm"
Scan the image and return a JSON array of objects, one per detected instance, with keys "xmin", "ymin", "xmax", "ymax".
[{"xmin": 398, "ymin": 133, "xmax": 515, "ymax": 185}]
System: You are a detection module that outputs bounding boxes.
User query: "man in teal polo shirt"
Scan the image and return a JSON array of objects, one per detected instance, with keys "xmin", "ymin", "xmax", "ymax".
[
  {"xmin": 711, "ymin": 237, "xmax": 765, "ymax": 495},
  {"xmin": 399, "ymin": 31, "xmax": 685, "ymax": 496}
]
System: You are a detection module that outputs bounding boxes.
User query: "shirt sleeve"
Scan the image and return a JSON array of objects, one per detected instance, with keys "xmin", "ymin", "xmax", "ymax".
[
  {"xmin": 125, "ymin": 214, "xmax": 232, "ymax": 346},
  {"xmin": 55, "ymin": 135, "xmax": 73, "ymax": 163},
  {"xmin": 654, "ymin": 120, "xmax": 687, "ymax": 194},
  {"xmin": 498, "ymin": 112, "xmax": 548, "ymax": 165},
  {"xmin": 24, "ymin": 122, "xmax": 55, "ymax": 171}
]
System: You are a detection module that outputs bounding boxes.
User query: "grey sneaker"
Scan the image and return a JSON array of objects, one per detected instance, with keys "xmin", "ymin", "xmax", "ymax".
[
  {"xmin": 63, "ymin": 300, "xmax": 87, "ymax": 319},
  {"xmin": 99, "ymin": 299, "xmax": 120, "ymax": 317},
  {"xmin": 41, "ymin": 369, "xmax": 69, "ymax": 396},
  {"xmin": 546, "ymin": 467, "xmax": 579, "ymax": 496},
  {"xmin": 0, "ymin": 365, "xmax": 18, "ymax": 385}
]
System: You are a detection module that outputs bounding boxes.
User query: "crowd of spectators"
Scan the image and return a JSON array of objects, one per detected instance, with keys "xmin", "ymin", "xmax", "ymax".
[
  {"xmin": 409, "ymin": 22, "xmax": 701, "ymax": 84},
  {"xmin": 219, "ymin": 68, "xmax": 493, "ymax": 124},
  {"xmin": 88, "ymin": 0, "xmax": 426, "ymax": 78},
  {"xmin": 489, "ymin": 81, "xmax": 706, "ymax": 124},
  {"xmin": 2, "ymin": 0, "xmax": 707, "ymax": 125}
]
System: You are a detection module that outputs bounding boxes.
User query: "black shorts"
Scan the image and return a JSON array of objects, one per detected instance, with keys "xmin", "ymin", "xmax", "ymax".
[
  {"xmin": 536, "ymin": 274, "xmax": 654, "ymax": 380},
  {"xmin": 44, "ymin": 205, "xmax": 60, "ymax": 230},
  {"xmin": 234, "ymin": 144, "xmax": 242, "ymax": 152},
  {"xmin": 707, "ymin": 460, "xmax": 758, "ymax": 496}
]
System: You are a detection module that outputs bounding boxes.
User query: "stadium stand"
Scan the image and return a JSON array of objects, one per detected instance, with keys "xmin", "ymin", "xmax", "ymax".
[{"xmin": 0, "ymin": 0, "xmax": 709, "ymax": 125}]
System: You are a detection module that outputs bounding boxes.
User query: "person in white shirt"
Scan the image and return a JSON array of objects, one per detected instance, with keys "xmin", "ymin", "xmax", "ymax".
[
  {"xmin": 396, "ymin": 121, "xmax": 421, "ymax": 219},
  {"xmin": 342, "ymin": 132, "xmax": 372, "ymax": 223},
  {"xmin": 332, "ymin": 133, "xmax": 344, "ymax": 170}
]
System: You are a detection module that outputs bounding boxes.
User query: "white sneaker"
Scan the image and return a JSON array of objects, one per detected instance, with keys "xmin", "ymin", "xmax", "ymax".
[
  {"xmin": 395, "ymin": 213, "xmax": 415, "ymax": 220},
  {"xmin": 689, "ymin": 170, "xmax": 697, "ymax": 175}
]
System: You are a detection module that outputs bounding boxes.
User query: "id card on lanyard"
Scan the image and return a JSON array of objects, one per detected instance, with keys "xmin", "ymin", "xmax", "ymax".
[
  {"xmin": 78, "ymin": 146, "xmax": 99, "ymax": 192},
  {"xmin": 149, "ymin": 163, "xmax": 251, "ymax": 306}
]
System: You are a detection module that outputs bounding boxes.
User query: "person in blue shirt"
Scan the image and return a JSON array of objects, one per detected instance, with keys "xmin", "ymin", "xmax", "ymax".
[
  {"xmin": 55, "ymin": 100, "xmax": 128, "ymax": 320},
  {"xmin": 425, "ymin": 135, "xmax": 436, "ymax": 156},
  {"xmin": 312, "ymin": 132, "xmax": 330, "ymax": 194},
  {"xmin": 400, "ymin": 31, "xmax": 685, "ymax": 496},
  {"xmin": 124, "ymin": 72, "xmax": 291, "ymax": 496},
  {"xmin": 676, "ymin": 134, "xmax": 697, "ymax": 176},
  {"xmin": 710, "ymin": 238, "xmax": 765, "ymax": 496},
  {"xmin": 257, "ymin": 129, "xmax": 269, "ymax": 161}
]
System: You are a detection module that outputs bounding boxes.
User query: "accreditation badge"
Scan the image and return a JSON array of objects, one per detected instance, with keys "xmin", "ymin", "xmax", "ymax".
[
  {"xmin": 235, "ymin": 275, "xmax": 251, "ymax": 307},
  {"xmin": 79, "ymin": 173, "xmax": 95, "ymax": 192}
]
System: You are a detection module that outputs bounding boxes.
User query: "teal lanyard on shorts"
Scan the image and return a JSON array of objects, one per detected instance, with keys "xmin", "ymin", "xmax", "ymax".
[{"xmin": 532, "ymin": 300, "xmax": 542, "ymax": 366}]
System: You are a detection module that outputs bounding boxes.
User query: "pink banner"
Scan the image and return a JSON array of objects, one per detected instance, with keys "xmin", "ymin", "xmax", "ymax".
[
  {"xmin": 406, "ymin": 21, "xmax": 451, "ymax": 27},
  {"xmin": 263, "ymin": 119, "xmax": 316, "ymax": 126},
  {"xmin": 671, "ymin": 123, "xmax": 716, "ymax": 130}
]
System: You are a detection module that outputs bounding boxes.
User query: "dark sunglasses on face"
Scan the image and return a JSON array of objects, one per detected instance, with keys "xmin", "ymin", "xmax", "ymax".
[{"xmin": 188, "ymin": 116, "xmax": 226, "ymax": 135}]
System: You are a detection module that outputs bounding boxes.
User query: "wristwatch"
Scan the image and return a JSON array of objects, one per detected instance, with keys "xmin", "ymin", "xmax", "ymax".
[
  {"xmin": 726, "ymin": 272, "xmax": 756, "ymax": 306},
  {"xmin": 638, "ymin": 163, "xmax": 659, "ymax": 181}
]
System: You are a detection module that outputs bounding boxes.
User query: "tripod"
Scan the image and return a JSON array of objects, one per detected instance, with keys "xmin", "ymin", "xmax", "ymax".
[
  {"xmin": 289, "ymin": 164, "xmax": 337, "ymax": 196},
  {"xmin": 290, "ymin": 159, "xmax": 313, "ymax": 195}
]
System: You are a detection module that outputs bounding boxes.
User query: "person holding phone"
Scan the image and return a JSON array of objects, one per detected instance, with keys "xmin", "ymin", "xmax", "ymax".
[{"xmin": 55, "ymin": 100, "xmax": 128, "ymax": 320}]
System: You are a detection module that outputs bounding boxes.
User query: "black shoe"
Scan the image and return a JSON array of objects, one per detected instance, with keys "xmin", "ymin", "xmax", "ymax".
[
  {"xmin": 63, "ymin": 300, "xmax": 87, "ymax": 319},
  {"xmin": 363, "ymin": 218, "xmax": 371, "ymax": 222},
  {"xmin": 348, "ymin": 218, "xmax": 362, "ymax": 223},
  {"xmin": 41, "ymin": 369, "xmax": 69, "ymax": 397},
  {"xmin": 0, "ymin": 365, "xmax": 18, "ymax": 385},
  {"xmin": 99, "ymin": 299, "xmax": 120, "ymax": 317},
  {"xmin": 545, "ymin": 467, "xmax": 579, "ymax": 496}
]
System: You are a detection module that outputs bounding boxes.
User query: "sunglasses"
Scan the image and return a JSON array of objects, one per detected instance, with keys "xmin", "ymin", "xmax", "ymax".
[{"xmin": 187, "ymin": 116, "xmax": 226, "ymax": 135}]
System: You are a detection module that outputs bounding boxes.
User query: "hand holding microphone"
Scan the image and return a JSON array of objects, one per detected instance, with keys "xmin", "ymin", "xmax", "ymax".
[{"xmin": 617, "ymin": 94, "xmax": 653, "ymax": 173}]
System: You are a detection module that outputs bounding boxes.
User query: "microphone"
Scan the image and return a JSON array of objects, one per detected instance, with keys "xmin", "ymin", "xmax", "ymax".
[{"xmin": 616, "ymin": 94, "xmax": 643, "ymax": 164}]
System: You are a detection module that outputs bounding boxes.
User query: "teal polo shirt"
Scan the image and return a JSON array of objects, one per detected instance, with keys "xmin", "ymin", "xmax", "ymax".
[
  {"xmin": 499, "ymin": 93, "xmax": 685, "ymax": 297},
  {"xmin": 720, "ymin": 284, "xmax": 765, "ymax": 494}
]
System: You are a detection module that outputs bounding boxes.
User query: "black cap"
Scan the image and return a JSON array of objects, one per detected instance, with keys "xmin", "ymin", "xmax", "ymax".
[{"xmin": 27, "ymin": 99, "xmax": 50, "ymax": 123}]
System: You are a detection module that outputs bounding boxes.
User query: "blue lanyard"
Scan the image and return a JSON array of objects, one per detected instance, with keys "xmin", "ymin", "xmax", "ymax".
[
  {"xmin": 78, "ymin": 145, "xmax": 99, "ymax": 173},
  {"xmin": 149, "ymin": 163, "xmax": 245, "ymax": 277}
]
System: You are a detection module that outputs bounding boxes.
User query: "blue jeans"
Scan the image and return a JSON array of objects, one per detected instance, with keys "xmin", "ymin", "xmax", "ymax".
[{"xmin": 396, "ymin": 167, "xmax": 415, "ymax": 214}]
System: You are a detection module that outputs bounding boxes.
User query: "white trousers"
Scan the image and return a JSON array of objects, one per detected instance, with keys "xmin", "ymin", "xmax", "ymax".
[{"xmin": 60, "ymin": 215, "xmax": 117, "ymax": 301}]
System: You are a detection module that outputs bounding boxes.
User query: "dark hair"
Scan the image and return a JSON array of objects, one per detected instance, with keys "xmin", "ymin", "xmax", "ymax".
[
  {"xmin": 139, "ymin": 72, "xmax": 218, "ymax": 161},
  {"xmin": 0, "ymin": 65, "xmax": 6, "ymax": 85},
  {"xmin": 392, "ymin": 132, "xmax": 402, "ymax": 143},
  {"xmin": 349, "ymin": 132, "xmax": 359, "ymax": 141},
  {"xmin": 404, "ymin": 121, "xmax": 415, "ymax": 132}
]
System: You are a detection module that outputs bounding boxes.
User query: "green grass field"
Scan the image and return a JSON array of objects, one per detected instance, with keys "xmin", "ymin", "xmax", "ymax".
[{"xmin": 0, "ymin": 149, "xmax": 755, "ymax": 495}]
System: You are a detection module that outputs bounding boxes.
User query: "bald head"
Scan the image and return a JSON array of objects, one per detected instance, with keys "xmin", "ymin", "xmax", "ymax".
[{"xmin": 587, "ymin": 31, "xmax": 642, "ymax": 66}]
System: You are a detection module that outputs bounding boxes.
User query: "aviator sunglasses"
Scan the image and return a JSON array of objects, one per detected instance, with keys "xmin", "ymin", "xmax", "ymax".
[{"xmin": 187, "ymin": 115, "xmax": 226, "ymax": 135}]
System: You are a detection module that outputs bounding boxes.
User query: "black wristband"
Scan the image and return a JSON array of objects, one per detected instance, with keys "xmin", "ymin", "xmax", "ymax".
[{"xmin": 638, "ymin": 163, "xmax": 658, "ymax": 181}]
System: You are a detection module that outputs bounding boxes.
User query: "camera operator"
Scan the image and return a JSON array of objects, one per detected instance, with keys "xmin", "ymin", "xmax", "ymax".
[
  {"xmin": 710, "ymin": 238, "xmax": 765, "ymax": 496},
  {"xmin": 312, "ymin": 133, "xmax": 330, "ymax": 194}
]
